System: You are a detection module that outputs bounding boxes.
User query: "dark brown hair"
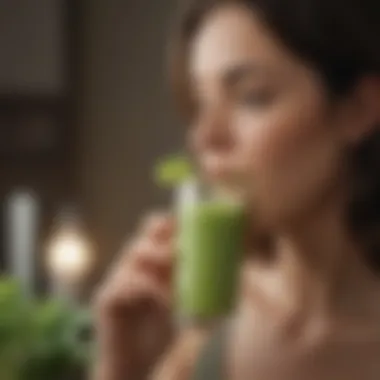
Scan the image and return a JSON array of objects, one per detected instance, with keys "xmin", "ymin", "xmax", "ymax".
[{"xmin": 169, "ymin": 0, "xmax": 380, "ymax": 271}]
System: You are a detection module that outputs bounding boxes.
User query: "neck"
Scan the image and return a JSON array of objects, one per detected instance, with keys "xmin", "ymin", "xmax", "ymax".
[{"xmin": 245, "ymin": 196, "xmax": 380, "ymax": 328}]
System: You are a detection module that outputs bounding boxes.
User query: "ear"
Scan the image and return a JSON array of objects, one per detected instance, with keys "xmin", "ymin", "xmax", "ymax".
[{"xmin": 341, "ymin": 76, "xmax": 380, "ymax": 144}]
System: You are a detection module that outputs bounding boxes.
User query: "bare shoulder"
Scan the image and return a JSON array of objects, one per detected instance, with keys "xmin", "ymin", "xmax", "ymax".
[{"xmin": 150, "ymin": 326, "xmax": 212, "ymax": 380}]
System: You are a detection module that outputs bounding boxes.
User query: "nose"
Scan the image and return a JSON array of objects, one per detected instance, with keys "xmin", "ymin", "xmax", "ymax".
[{"xmin": 189, "ymin": 105, "xmax": 233, "ymax": 154}]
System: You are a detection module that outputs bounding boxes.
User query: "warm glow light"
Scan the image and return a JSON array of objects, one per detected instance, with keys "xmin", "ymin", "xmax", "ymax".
[{"xmin": 47, "ymin": 231, "xmax": 91, "ymax": 281}]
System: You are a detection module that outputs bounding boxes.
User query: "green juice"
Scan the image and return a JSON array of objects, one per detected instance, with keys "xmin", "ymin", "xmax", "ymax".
[{"xmin": 177, "ymin": 200, "xmax": 245, "ymax": 320}]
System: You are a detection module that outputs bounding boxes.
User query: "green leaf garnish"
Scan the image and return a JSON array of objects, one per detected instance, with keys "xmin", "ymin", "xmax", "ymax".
[{"xmin": 154, "ymin": 155, "xmax": 194, "ymax": 188}]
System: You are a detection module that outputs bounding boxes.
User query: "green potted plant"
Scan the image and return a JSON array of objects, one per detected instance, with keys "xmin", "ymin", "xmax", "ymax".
[{"xmin": 0, "ymin": 276, "xmax": 93, "ymax": 380}]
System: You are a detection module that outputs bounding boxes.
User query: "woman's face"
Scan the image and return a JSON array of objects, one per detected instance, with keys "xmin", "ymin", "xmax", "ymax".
[{"xmin": 188, "ymin": 4, "xmax": 347, "ymax": 228}]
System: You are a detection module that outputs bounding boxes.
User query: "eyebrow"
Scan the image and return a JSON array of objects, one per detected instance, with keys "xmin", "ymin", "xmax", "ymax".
[{"xmin": 222, "ymin": 63, "xmax": 270, "ymax": 87}]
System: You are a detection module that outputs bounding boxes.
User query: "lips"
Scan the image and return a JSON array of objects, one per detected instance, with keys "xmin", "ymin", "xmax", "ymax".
[
  {"xmin": 200, "ymin": 155, "xmax": 246, "ymax": 192},
  {"xmin": 202, "ymin": 156, "xmax": 232, "ymax": 181}
]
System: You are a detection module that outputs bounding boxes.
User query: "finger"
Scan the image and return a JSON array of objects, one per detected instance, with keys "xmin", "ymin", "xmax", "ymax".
[
  {"xmin": 140, "ymin": 212, "xmax": 175, "ymax": 242},
  {"xmin": 114, "ymin": 270, "xmax": 172, "ymax": 310},
  {"xmin": 130, "ymin": 238, "xmax": 174, "ymax": 268},
  {"xmin": 111, "ymin": 213, "xmax": 174, "ymax": 270},
  {"xmin": 96, "ymin": 270, "xmax": 172, "ymax": 318},
  {"xmin": 104, "ymin": 238, "xmax": 174, "ymax": 300},
  {"xmin": 105, "ymin": 235, "xmax": 159, "ymax": 274}
]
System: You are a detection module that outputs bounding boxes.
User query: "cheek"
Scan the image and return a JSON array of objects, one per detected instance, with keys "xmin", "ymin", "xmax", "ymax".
[
  {"xmin": 235, "ymin": 106, "xmax": 325, "ymax": 176},
  {"xmin": 234, "ymin": 106, "xmax": 343, "ymax": 222}
]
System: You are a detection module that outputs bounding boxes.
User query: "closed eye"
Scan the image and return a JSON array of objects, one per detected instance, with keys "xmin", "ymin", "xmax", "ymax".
[{"xmin": 238, "ymin": 89, "xmax": 275, "ymax": 107}]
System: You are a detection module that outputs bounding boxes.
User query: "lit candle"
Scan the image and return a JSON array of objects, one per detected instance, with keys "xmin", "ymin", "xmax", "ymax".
[{"xmin": 5, "ymin": 190, "xmax": 40, "ymax": 298}]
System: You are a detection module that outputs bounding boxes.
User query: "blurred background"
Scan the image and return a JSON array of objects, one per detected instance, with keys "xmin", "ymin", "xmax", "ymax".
[
  {"xmin": 0, "ymin": 0, "xmax": 183, "ymax": 291},
  {"xmin": 0, "ymin": 1, "xmax": 182, "ymax": 378}
]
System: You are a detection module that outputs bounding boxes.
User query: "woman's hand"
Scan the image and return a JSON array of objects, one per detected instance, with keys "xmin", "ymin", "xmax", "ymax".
[{"xmin": 93, "ymin": 213, "xmax": 175, "ymax": 380}]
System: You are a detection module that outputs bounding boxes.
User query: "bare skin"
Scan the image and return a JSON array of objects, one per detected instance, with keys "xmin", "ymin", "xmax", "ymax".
[
  {"xmin": 93, "ymin": 214, "xmax": 175, "ymax": 380},
  {"xmin": 93, "ymin": 4, "xmax": 380, "ymax": 380}
]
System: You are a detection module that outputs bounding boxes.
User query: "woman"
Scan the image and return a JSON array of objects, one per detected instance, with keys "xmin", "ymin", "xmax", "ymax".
[{"xmin": 94, "ymin": 0, "xmax": 380, "ymax": 379}]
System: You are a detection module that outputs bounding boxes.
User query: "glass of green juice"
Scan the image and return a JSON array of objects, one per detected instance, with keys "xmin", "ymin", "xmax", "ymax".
[{"xmin": 175, "ymin": 179, "xmax": 246, "ymax": 323}]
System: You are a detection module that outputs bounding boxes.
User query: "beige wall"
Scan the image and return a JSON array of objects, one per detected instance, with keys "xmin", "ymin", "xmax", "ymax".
[{"xmin": 80, "ymin": 0, "xmax": 182, "ymax": 270}]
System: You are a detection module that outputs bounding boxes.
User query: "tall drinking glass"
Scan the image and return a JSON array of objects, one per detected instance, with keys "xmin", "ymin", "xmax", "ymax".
[{"xmin": 175, "ymin": 179, "xmax": 246, "ymax": 325}]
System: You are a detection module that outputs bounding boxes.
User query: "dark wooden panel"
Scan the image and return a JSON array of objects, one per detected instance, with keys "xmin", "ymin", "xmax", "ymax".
[{"xmin": 0, "ymin": 96, "xmax": 68, "ymax": 159}]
